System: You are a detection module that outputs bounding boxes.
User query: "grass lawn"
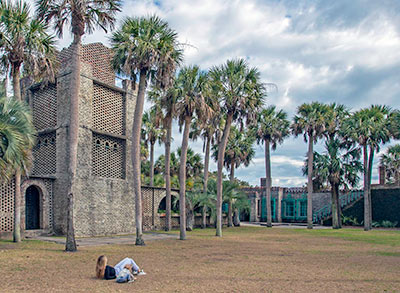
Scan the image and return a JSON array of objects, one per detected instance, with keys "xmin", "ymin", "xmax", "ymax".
[{"xmin": 1, "ymin": 226, "xmax": 400, "ymax": 292}]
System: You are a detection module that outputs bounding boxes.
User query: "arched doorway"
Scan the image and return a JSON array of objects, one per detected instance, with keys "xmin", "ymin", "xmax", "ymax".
[{"xmin": 25, "ymin": 186, "xmax": 41, "ymax": 230}]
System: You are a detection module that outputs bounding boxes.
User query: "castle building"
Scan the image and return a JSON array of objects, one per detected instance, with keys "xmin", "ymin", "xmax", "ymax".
[{"xmin": 1, "ymin": 43, "xmax": 137, "ymax": 237}]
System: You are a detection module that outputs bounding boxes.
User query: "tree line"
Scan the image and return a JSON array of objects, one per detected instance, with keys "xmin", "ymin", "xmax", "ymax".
[{"xmin": 1, "ymin": 0, "xmax": 399, "ymax": 251}]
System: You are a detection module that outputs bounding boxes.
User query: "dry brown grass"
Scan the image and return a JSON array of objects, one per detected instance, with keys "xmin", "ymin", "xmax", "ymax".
[{"xmin": 1, "ymin": 227, "xmax": 400, "ymax": 292}]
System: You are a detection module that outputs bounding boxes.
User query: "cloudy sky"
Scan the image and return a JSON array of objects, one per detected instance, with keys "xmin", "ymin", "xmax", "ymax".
[{"xmin": 36, "ymin": 0, "xmax": 400, "ymax": 187}]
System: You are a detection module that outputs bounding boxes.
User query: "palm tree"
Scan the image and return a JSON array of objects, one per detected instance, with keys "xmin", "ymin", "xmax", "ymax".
[
  {"xmin": 0, "ymin": 95, "xmax": 35, "ymax": 181},
  {"xmin": 292, "ymin": 102, "xmax": 329, "ymax": 229},
  {"xmin": 142, "ymin": 109, "xmax": 164, "ymax": 186},
  {"xmin": 175, "ymin": 65, "xmax": 210, "ymax": 240},
  {"xmin": 0, "ymin": 0, "xmax": 56, "ymax": 242},
  {"xmin": 342, "ymin": 105, "xmax": 392, "ymax": 231},
  {"xmin": 189, "ymin": 113, "xmax": 220, "ymax": 197},
  {"xmin": 380, "ymin": 144, "xmax": 400, "ymax": 185},
  {"xmin": 209, "ymin": 59, "xmax": 265, "ymax": 237},
  {"xmin": 37, "ymin": 0, "xmax": 120, "ymax": 251},
  {"xmin": 212, "ymin": 126, "xmax": 255, "ymax": 226},
  {"xmin": 111, "ymin": 16, "xmax": 182, "ymax": 245},
  {"xmin": 177, "ymin": 147, "xmax": 203, "ymax": 180},
  {"xmin": 148, "ymin": 84, "xmax": 179, "ymax": 231},
  {"xmin": 304, "ymin": 139, "xmax": 362, "ymax": 228},
  {"xmin": 254, "ymin": 106, "xmax": 290, "ymax": 227}
]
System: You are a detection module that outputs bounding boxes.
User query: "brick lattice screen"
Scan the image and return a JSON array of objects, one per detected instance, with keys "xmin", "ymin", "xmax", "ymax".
[
  {"xmin": 92, "ymin": 133, "xmax": 126, "ymax": 179},
  {"xmin": 43, "ymin": 179, "xmax": 54, "ymax": 230},
  {"xmin": 81, "ymin": 44, "xmax": 115, "ymax": 85},
  {"xmin": 32, "ymin": 132, "xmax": 57, "ymax": 175},
  {"xmin": 32, "ymin": 84, "xmax": 57, "ymax": 130},
  {"xmin": 58, "ymin": 43, "xmax": 115, "ymax": 85},
  {"xmin": 93, "ymin": 83, "xmax": 126, "ymax": 136},
  {"xmin": 0, "ymin": 179, "xmax": 15, "ymax": 232}
]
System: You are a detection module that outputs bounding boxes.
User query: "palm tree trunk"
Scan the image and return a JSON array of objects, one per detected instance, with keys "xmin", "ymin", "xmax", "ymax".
[
  {"xmin": 337, "ymin": 185, "xmax": 342, "ymax": 228},
  {"xmin": 367, "ymin": 146, "xmax": 374, "ymax": 229},
  {"xmin": 203, "ymin": 136, "xmax": 211, "ymax": 194},
  {"xmin": 228, "ymin": 160, "xmax": 234, "ymax": 227},
  {"xmin": 179, "ymin": 115, "xmax": 191, "ymax": 240},
  {"xmin": 65, "ymin": 36, "xmax": 81, "ymax": 252},
  {"xmin": 202, "ymin": 205, "xmax": 207, "ymax": 228},
  {"xmin": 11, "ymin": 64, "xmax": 22, "ymax": 243},
  {"xmin": 13, "ymin": 171, "xmax": 21, "ymax": 242},
  {"xmin": 331, "ymin": 182, "xmax": 340, "ymax": 229},
  {"xmin": 363, "ymin": 144, "xmax": 371, "ymax": 231},
  {"xmin": 165, "ymin": 115, "xmax": 172, "ymax": 231},
  {"xmin": 149, "ymin": 142, "xmax": 154, "ymax": 186},
  {"xmin": 265, "ymin": 139, "xmax": 272, "ymax": 228},
  {"xmin": 216, "ymin": 113, "xmax": 233, "ymax": 237},
  {"xmin": 132, "ymin": 69, "xmax": 148, "ymax": 246},
  {"xmin": 307, "ymin": 134, "xmax": 314, "ymax": 229}
]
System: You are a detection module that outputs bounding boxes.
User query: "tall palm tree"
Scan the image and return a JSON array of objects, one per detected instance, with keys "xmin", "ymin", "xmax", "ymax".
[
  {"xmin": 254, "ymin": 106, "xmax": 290, "ymax": 227},
  {"xmin": 0, "ymin": 95, "xmax": 35, "ymax": 181},
  {"xmin": 304, "ymin": 139, "xmax": 362, "ymax": 228},
  {"xmin": 0, "ymin": 0, "xmax": 56, "ymax": 242},
  {"xmin": 189, "ymin": 110, "xmax": 220, "ymax": 197},
  {"xmin": 209, "ymin": 59, "xmax": 265, "ymax": 237},
  {"xmin": 175, "ymin": 65, "xmax": 210, "ymax": 240},
  {"xmin": 212, "ymin": 126, "xmax": 255, "ymax": 226},
  {"xmin": 292, "ymin": 102, "xmax": 329, "ymax": 229},
  {"xmin": 37, "ymin": 0, "xmax": 121, "ymax": 251},
  {"xmin": 380, "ymin": 144, "xmax": 400, "ymax": 186},
  {"xmin": 148, "ymin": 84, "xmax": 179, "ymax": 231},
  {"xmin": 342, "ymin": 105, "xmax": 391, "ymax": 231},
  {"xmin": 142, "ymin": 108, "xmax": 164, "ymax": 186},
  {"xmin": 111, "ymin": 16, "xmax": 182, "ymax": 244}
]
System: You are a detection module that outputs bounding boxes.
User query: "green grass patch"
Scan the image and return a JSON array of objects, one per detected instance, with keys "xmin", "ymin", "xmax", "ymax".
[
  {"xmin": 374, "ymin": 251, "xmax": 400, "ymax": 257},
  {"xmin": 291, "ymin": 228, "xmax": 400, "ymax": 246}
]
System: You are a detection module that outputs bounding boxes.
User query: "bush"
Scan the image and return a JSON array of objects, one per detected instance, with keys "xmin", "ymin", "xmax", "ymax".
[
  {"xmin": 342, "ymin": 215, "xmax": 360, "ymax": 226},
  {"xmin": 371, "ymin": 220, "xmax": 398, "ymax": 228}
]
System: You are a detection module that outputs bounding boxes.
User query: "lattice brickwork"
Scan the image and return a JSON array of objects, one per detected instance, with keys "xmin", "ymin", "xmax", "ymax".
[
  {"xmin": 32, "ymin": 132, "xmax": 57, "ymax": 175},
  {"xmin": 92, "ymin": 133, "xmax": 126, "ymax": 179},
  {"xmin": 93, "ymin": 84, "xmax": 126, "ymax": 135},
  {"xmin": 43, "ymin": 179, "xmax": 53, "ymax": 230},
  {"xmin": 32, "ymin": 84, "xmax": 57, "ymax": 130},
  {"xmin": 0, "ymin": 179, "xmax": 15, "ymax": 232},
  {"xmin": 142, "ymin": 188, "xmax": 153, "ymax": 231},
  {"xmin": 58, "ymin": 43, "xmax": 115, "ymax": 85},
  {"xmin": 82, "ymin": 43, "xmax": 115, "ymax": 84}
]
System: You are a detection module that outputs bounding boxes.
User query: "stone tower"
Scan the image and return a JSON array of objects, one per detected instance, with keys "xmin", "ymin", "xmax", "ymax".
[{"xmin": 8, "ymin": 43, "xmax": 137, "ymax": 237}]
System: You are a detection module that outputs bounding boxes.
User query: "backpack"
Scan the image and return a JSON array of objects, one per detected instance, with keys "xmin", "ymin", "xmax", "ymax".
[{"xmin": 116, "ymin": 268, "xmax": 134, "ymax": 283}]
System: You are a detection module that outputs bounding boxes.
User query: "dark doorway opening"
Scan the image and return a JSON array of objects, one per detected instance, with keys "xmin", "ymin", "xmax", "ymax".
[{"xmin": 25, "ymin": 186, "xmax": 40, "ymax": 230}]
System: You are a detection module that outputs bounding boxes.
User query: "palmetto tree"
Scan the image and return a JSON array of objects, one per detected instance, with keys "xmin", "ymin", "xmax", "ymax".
[
  {"xmin": 342, "ymin": 105, "xmax": 392, "ymax": 231},
  {"xmin": 189, "ymin": 108, "xmax": 220, "ymax": 197},
  {"xmin": 142, "ymin": 108, "xmax": 164, "ymax": 187},
  {"xmin": 292, "ymin": 102, "xmax": 329, "ymax": 229},
  {"xmin": 209, "ymin": 59, "xmax": 265, "ymax": 237},
  {"xmin": 212, "ymin": 126, "xmax": 255, "ymax": 226},
  {"xmin": 254, "ymin": 106, "xmax": 290, "ymax": 227},
  {"xmin": 380, "ymin": 144, "xmax": 400, "ymax": 185},
  {"xmin": 0, "ymin": 95, "xmax": 35, "ymax": 181},
  {"xmin": 0, "ymin": 0, "xmax": 56, "ymax": 242},
  {"xmin": 111, "ymin": 16, "xmax": 182, "ymax": 244},
  {"xmin": 175, "ymin": 65, "xmax": 210, "ymax": 240},
  {"xmin": 37, "ymin": 0, "xmax": 121, "ymax": 251},
  {"xmin": 148, "ymin": 85, "xmax": 179, "ymax": 231},
  {"xmin": 304, "ymin": 139, "xmax": 362, "ymax": 229}
]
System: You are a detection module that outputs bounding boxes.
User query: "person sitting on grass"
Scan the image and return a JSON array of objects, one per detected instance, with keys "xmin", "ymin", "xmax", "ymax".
[{"xmin": 96, "ymin": 255, "xmax": 146, "ymax": 280}]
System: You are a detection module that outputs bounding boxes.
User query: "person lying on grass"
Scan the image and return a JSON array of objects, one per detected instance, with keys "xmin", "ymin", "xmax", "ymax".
[{"xmin": 96, "ymin": 255, "xmax": 146, "ymax": 280}]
